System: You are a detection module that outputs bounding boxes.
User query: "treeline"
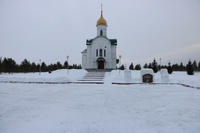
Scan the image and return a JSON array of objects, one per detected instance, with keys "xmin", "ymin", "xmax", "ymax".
[
  {"xmin": 120, "ymin": 59, "xmax": 200, "ymax": 75},
  {"xmin": 0, "ymin": 58, "xmax": 81, "ymax": 73},
  {"xmin": 1, "ymin": 57, "xmax": 199, "ymax": 75}
]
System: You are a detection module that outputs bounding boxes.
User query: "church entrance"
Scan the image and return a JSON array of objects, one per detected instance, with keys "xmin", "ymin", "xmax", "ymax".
[
  {"xmin": 97, "ymin": 57, "xmax": 105, "ymax": 69},
  {"xmin": 98, "ymin": 61, "xmax": 104, "ymax": 69}
]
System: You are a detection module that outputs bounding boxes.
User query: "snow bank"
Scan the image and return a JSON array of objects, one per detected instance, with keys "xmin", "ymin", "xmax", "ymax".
[
  {"xmin": 0, "ymin": 69, "xmax": 199, "ymax": 87},
  {"xmin": 105, "ymin": 70, "xmax": 200, "ymax": 87},
  {"xmin": 0, "ymin": 69, "xmax": 87, "ymax": 83}
]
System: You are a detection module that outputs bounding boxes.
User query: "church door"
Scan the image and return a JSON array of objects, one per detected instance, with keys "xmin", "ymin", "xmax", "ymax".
[
  {"xmin": 98, "ymin": 61, "xmax": 104, "ymax": 69},
  {"xmin": 97, "ymin": 57, "xmax": 105, "ymax": 69}
]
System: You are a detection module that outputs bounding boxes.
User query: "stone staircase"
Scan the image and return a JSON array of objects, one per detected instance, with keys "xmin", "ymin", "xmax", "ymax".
[{"xmin": 72, "ymin": 72, "xmax": 105, "ymax": 84}]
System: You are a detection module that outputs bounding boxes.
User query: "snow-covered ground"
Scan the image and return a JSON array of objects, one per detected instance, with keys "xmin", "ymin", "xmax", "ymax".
[{"xmin": 0, "ymin": 69, "xmax": 200, "ymax": 133}]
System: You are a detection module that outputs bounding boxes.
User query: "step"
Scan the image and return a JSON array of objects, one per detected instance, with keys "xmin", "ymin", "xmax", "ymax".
[{"xmin": 72, "ymin": 71, "xmax": 105, "ymax": 84}]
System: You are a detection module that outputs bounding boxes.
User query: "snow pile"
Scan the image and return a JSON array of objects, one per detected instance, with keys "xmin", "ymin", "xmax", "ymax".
[
  {"xmin": 124, "ymin": 69, "xmax": 132, "ymax": 82},
  {"xmin": 160, "ymin": 69, "xmax": 169, "ymax": 83},
  {"xmin": 169, "ymin": 72, "xmax": 200, "ymax": 87},
  {"xmin": 0, "ymin": 69, "xmax": 87, "ymax": 83}
]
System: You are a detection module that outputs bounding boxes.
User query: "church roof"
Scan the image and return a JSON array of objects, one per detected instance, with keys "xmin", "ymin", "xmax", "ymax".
[
  {"xmin": 86, "ymin": 39, "xmax": 93, "ymax": 45},
  {"xmin": 110, "ymin": 39, "xmax": 117, "ymax": 45},
  {"xmin": 81, "ymin": 49, "xmax": 87, "ymax": 53},
  {"xmin": 86, "ymin": 38, "xmax": 117, "ymax": 45},
  {"xmin": 97, "ymin": 11, "xmax": 107, "ymax": 26}
]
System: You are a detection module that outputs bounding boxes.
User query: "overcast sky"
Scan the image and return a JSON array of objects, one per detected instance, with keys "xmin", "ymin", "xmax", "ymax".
[{"xmin": 0, "ymin": 0, "xmax": 200, "ymax": 66}]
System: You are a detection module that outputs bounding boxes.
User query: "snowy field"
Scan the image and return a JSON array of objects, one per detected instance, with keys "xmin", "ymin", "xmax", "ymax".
[{"xmin": 0, "ymin": 69, "xmax": 200, "ymax": 133}]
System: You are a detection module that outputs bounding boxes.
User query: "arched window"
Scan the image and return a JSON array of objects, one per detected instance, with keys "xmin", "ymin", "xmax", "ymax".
[
  {"xmin": 100, "ymin": 49, "xmax": 103, "ymax": 56},
  {"xmin": 96, "ymin": 49, "xmax": 98, "ymax": 57},
  {"xmin": 100, "ymin": 30, "xmax": 103, "ymax": 36}
]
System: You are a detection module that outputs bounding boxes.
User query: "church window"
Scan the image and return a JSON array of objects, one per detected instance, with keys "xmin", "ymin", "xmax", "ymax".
[
  {"xmin": 100, "ymin": 49, "xmax": 103, "ymax": 56},
  {"xmin": 100, "ymin": 30, "xmax": 103, "ymax": 36},
  {"xmin": 104, "ymin": 49, "xmax": 106, "ymax": 57},
  {"xmin": 96, "ymin": 49, "xmax": 98, "ymax": 57}
]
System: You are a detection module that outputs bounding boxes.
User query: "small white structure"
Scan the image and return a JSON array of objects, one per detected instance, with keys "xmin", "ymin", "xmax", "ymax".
[
  {"xmin": 124, "ymin": 69, "xmax": 132, "ymax": 82},
  {"xmin": 141, "ymin": 69, "xmax": 154, "ymax": 83},
  {"xmin": 160, "ymin": 69, "xmax": 169, "ymax": 83}
]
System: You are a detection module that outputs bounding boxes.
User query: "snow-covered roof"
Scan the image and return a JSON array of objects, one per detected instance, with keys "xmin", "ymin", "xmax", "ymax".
[
  {"xmin": 86, "ymin": 38, "xmax": 117, "ymax": 45},
  {"xmin": 81, "ymin": 49, "xmax": 87, "ymax": 53}
]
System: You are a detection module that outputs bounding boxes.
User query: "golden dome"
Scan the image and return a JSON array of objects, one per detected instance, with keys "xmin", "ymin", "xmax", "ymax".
[{"xmin": 97, "ymin": 11, "xmax": 107, "ymax": 26}]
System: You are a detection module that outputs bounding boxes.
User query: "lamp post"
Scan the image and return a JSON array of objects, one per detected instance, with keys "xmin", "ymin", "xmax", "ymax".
[
  {"xmin": 66, "ymin": 56, "xmax": 69, "ymax": 75},
  {"xmin": 119, "ymin": 55, "xmax": 122, "ymax": 74},
  {"xmin": 39, "ymin": 59, "xmax": 41, "ymax": 75},
  {"xmin": 160, "ymin": 58, "xmax": 162, "ymax": 71},
  {"xmin": 0, "ymin": 57, "xmax": 2, "ymax": 74}
]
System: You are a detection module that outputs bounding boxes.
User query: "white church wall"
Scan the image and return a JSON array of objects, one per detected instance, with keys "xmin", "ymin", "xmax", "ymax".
[
  {"xmin": 86, "ymin": 45, "xmax": 92, "ymax": 69},
  {"xmin": 83, "ymin": 38, "xmax": 117, "ymax": 70},
  {"xmin": 89, "ymin": 38, "xmax": 112, "ymax": 69}
]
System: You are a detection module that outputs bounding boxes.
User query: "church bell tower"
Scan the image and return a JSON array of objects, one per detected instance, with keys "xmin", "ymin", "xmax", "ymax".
[{"xmin": 96, "ymin": 7, "xmax": 107, "ymax": 37}]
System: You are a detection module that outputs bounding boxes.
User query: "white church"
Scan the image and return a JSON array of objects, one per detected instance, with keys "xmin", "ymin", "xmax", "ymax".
[{"xmin": 81, "ymin": 9, "xmax": 117, "ymax": 71}]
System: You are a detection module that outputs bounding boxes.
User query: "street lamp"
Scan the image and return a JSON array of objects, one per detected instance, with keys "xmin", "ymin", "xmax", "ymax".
[
  {"xmin": 119, "ymin": 55, "xmax": 122, "ymax": 74},
  {"xmin": 39, "ymin": 59, "xmax": 41, "ymax": 75},
  {"xmin": 66, "ymin": 56, "xmax": 69, "ymax": 75},
  {"xmin": 0, "ymin": 57, "xmax": 2, "ymax": 74},
  {"xmin": 160, "ymin": 58, "xmax": 162, "ymax": 70}
]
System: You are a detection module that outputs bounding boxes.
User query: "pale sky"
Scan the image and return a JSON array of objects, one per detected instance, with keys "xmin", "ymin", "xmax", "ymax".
[{"xmin": 0, "ymin": 0, "xmax": 200, "ymax": 66}]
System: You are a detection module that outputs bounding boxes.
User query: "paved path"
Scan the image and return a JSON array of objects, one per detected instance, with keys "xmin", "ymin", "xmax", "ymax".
[{"xmin": 72, "ymin": 72, "xmax": 105, "ymax": 84}]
